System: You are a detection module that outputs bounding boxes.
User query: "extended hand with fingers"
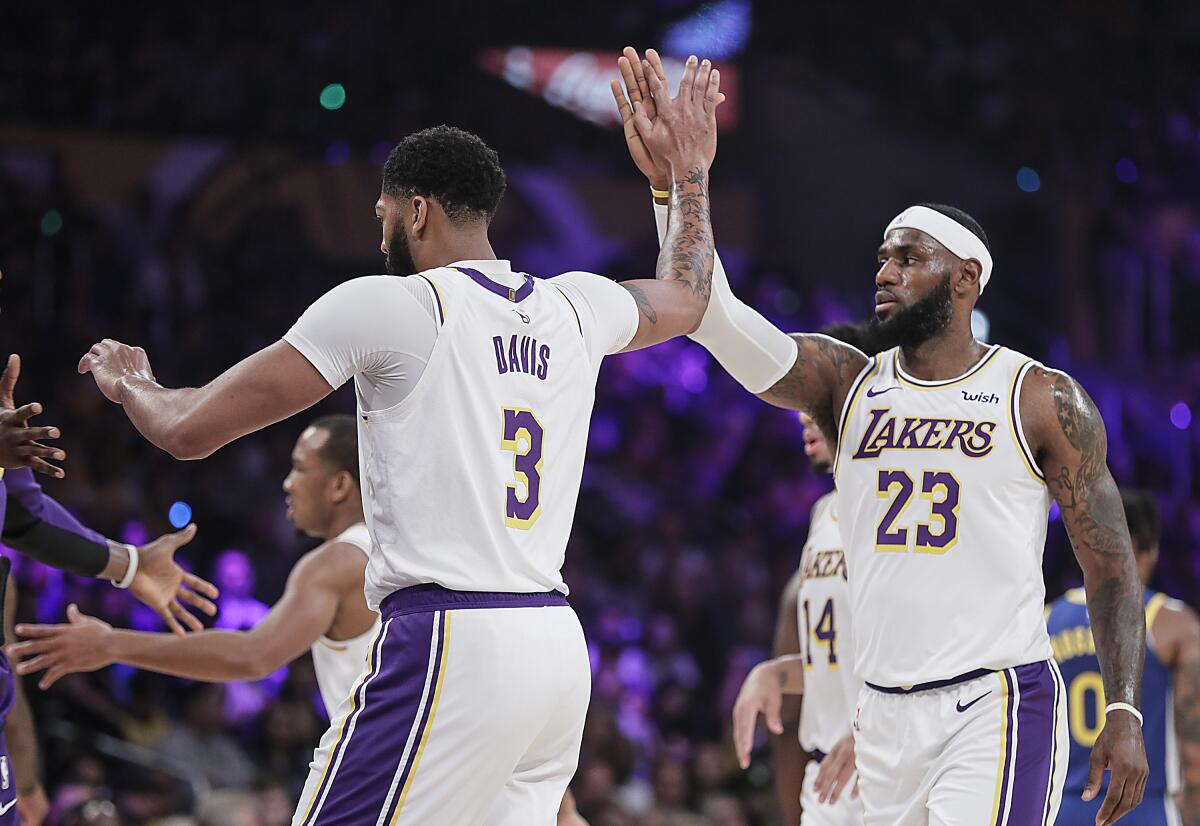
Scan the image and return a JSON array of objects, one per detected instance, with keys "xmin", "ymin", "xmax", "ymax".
[
  {"xmin": 0, "ymin": 355, "xmax": 66, "ymax": 477},
  {"xmin": 78, "ymin": 338, "xmax": 156, "ymax": 404},
  {"xmin": 130, "ymin": 524, "xmax": 220, "ymax": 636},
  {"xmin": 10, "ymin": 604, "xmax": 114, "ymax": 689},
  {"xmin": 1084, "ymin": 710, "xmax": 1148, "ymax": 825},
  {"xmin": 813, "ymin": 732, "xmax": 859, "ymax": 805},
  {"xmin": 611, "ymin": 47, "xmax": 726, "ymax": 189},
  {"xmin": 732, "ymin": 659, "xmax": 788, "ymax": 769},
  {"xmin": 623, "ymin": 52, "xmax": 722, "ymax": 179}
]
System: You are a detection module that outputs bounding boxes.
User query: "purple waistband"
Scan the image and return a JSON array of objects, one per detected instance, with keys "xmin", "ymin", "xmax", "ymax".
[
  {"xmin": 808, "ymin": 749, "xmax": 827, "ymax": 763},
  {"xmin": 379, "ymin": 583, "xmax": 569, "ymax": 619}
]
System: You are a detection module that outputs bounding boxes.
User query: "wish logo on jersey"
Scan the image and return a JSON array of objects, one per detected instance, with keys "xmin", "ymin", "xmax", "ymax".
[
  {"xmin": 492, "ymin": 335, "xmax": 551, "ymax": 380},
  {"xmin": 850, "ymin": 408, "xmax": 997, "ymax": 460}
]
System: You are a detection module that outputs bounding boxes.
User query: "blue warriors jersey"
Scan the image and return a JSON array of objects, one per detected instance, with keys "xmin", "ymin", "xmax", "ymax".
[{"xmin": 1048, "ymin": 588, "xmax": 1179, "ymax": 825}]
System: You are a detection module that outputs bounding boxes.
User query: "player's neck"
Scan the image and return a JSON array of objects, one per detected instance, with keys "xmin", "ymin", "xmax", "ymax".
[
  {"xmin": 424, "ymin": 234, "xmax": 497, "ymax": 270},
  {"xmin": 322, "ymin": 509, "xmax": 365, "ymax": 542},
  {"xmin": 897, "ymin": 324, "xmax": 987, "ymax": 382}
]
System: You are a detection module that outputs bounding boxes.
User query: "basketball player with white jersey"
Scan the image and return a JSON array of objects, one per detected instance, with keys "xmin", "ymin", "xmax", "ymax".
[
  {"xmin": 9, "ymin": 416, "xmax": 378, "ymax": 715},
  {"xmin": 75, "ymin": 56, "xmax": 722, "ymax": 825},
  {"xmin": 731, "ymin": 409, "xmax": 864, "ymax": 826},
  {"xmin": 615, "ymin": 48, "xmax": 1147, "ymax": 826}
]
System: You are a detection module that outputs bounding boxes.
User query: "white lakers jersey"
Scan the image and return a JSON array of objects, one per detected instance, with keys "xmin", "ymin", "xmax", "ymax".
[
  {"xmin": 833, "ymin": 344, "xmax": 1053, "ymax": 687},
  {"xmin": 796, "ymin": 491, "xmax": 863, "ymax": 754},
  {"xmin": 309, "ymin": 523, "xmax": 380, "ymax": 714},
  {"xmin": 354, "ymin": 266, "xmax": 600, "ymax": 609}
]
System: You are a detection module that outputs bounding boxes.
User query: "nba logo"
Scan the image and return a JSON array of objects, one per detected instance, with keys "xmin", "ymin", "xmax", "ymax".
[{"xmin": 1, "ymin": 756, "xmax": 9, "ymax": 790}]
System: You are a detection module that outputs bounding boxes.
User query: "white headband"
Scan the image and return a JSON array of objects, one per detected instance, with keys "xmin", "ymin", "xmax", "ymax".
[{"xmin": 885, "ymin": 206, "xmax": 993, "ymax": 294}]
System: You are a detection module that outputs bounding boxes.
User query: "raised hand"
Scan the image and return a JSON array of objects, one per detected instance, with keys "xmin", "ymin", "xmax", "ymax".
[
  {"xmin": 78, "ymin": 339, "xmax": 156, "ymax": 405},
  {"xmin": 0, "ymin": 355, "xmax": 66, "ymax": 477},
  {"xmin": 129, "ymin": 524, "xmax": 219, "ymax": 636},
  {"xmin": 629, "ymin": 54, "xmax": 722, "ymax": 180},
  {"xmin": 10, "ymin": 604, "xmax": 114, "ymax": 689}
]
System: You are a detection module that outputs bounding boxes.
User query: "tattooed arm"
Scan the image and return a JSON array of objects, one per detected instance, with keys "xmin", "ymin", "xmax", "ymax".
[
  {"xmin": 1023, "ymin": 366, "xmax": 1148, "ymax": 824},
  {"xmin": 1149, "ymin": 601, "xmax": 1200, "ymax": 822},
  {"xmin": 617, "ymin": 167, "xmax": 715, "ymax": 352}
]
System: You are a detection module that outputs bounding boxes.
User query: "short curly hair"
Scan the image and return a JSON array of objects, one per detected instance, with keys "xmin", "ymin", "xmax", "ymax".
[{"xmin": 382, "ymin": 125, "xmax": 507, "ymax": 223}]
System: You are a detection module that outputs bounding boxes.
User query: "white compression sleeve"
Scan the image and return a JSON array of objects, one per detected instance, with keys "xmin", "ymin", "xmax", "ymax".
[{"xmin": 653, "ymin": 202, "xmax": 798, "ymax": 394}]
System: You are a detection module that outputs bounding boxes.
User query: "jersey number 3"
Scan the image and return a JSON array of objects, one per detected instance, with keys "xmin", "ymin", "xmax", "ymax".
[
  {"xmin": 502, "ymin": 408, "xmax": 544, "ymax": 530},
  {"xmin": 875, "ymin": 469, "xmax": 961, "ymax": 553}
]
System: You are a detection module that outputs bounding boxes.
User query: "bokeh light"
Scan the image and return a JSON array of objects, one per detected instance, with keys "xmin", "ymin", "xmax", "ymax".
[
  {"xmin": 319, "ymin": 83, "xmax": 346, "ymax": 111},
  {"xmin": 168, "ymin": 501, "xmax": 193, "ymax": 529},
  {"xmin": 40, "ymin": 209, "xmax": 63, "ymax": 236},
  {"xmin": 1170, "ymin": 402, "xmax": 1192, "ymax": 430},
  {"xmin": 1115, "ymin": 157, "xmax": 1138, "ymax": 184},
  {"xmin": 1016, "ymin": 166, "xmax": 1041, "ymax": 193}
]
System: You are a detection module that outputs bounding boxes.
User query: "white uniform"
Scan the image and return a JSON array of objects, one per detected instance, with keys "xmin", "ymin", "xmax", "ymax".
[
  {"xmin": 834, "ymin": 344, "xmax": 1067, "ymax": 826},
  {"xmin": 284, "ymin": 260, "xmax": 638, "ymax": 826},
  {"xmin": 796, "ymin": 491, "xmax": 864, "ymax": 825},
  {"xmin": 309, "ymin": 523, "xmax": 380, "ymax": 715}
]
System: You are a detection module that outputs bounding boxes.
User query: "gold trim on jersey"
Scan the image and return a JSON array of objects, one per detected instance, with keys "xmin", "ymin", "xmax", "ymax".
[
  {"xmin": 1008, "ymin": 359, "xmax": 1047, "ymax": 484},
  {"xmin": 893, "ymin": 343, "xmax": 1002, "ymax": 390},
  {"xmin": 991, "ymin": 669, "xmax": 1012, "ymax": 824},
  {"xmin": 415, "ymin": 274, "xmax": 447, "ymax": 326},
  {"xmin": 834, "ymin": 357, "xmax": 881, "ymax": 478},
  {"xmin": 1146, "ymin": 592, "xmax": 1167, "ymax": 630}
]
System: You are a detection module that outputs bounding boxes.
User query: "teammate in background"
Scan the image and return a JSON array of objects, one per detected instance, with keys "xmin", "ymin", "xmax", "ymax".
[
  {"xmin": 9, "ymin": 416, "xmax": 375, "ymax": 712},
  {"xmin": 617, "ymin": 47, "xmax": 1146, "ymax": 826},
  {"xmin": 1049, "ymin": 490, "xmax": 1200, "ymax": 826},
  {"xmin": 13, "ymin": 416, "xmax": 590, "ymax": 826},
  {"xmin": 734, "ymin": 408, "xmax": 864, "ymax": 826},
  {"xmin": 725, "ymin": 323, "xmax": 877, "ymax": 826},
  {"xmin": 76, "ymin": 57, "xmax": 720, "ymax": 824}
]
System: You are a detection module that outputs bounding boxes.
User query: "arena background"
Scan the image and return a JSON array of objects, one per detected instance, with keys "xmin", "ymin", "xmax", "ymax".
[{"xmin": 1, "ymin": 3, "xmax": 1198, "ymax": 824}]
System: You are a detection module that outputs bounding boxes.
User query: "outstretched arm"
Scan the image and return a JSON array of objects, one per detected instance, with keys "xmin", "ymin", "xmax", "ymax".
[
  {"xmin": 610, "ymin": 54, "xmax": 721, "ymax": 352},
  {"xmin": 12, "ymin": 542, "xmax": 361, "ymax": 688},
  {"xmin": 1023, "ymin": 367, "xmax": 1148, "ymax": 824},
  {"xmin": 79, "ymin": 340, "xmax": 332, "ymax": 461}
]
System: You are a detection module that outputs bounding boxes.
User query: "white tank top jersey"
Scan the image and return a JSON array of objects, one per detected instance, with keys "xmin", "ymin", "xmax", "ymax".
[
  {"xmin": 284, "ymin": 261, "xmax": 638, "ymax": 610},
  {"xmin": 795, "ymin": 491, "xmax": 863, "ymax": 754},
  {"xmin": 833, "ymin": 344, "xmax": 1054, "ymax": 687},
  {"xmin": 309, "ymin": 523, "xmax": 380, "ymax": 715}
]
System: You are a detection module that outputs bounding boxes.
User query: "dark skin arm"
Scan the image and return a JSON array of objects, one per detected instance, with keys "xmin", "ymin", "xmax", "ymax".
[
  {"xmin": 1023, "ymin": 366, "xmax": 1148, "ymax": 825},
  {"xmin": 772, "ymin": 569, "xmax": 806, "ymax": 826},
  {"xmin": 1149, "ymin": 601, "xmax": 1200, "ymax": 823},
  {"xmin": 756, "ymin": 335, "xmax": 868, "ymax": 450},
  {"xmin": 3, "ymin": 578, "xmax": 48, "ymax": 826}
]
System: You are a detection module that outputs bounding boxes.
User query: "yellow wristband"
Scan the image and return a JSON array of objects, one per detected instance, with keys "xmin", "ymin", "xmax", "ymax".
[{"xmin": 650, "ymin": 186, "xmax": 670, "ymax": 199}]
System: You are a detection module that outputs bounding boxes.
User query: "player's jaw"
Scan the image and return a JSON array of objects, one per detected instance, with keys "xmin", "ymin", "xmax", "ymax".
[
  {"xmin": 869, "ymin": 272, "xmax": 954, "ymax": 351},
  {"xmin": 384, "ymin": 224, "xmax": 418, "ymax": 277}
]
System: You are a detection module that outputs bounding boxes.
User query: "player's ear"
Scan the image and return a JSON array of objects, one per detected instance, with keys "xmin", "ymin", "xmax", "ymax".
[
  {"xmin": 411, "ymin": 195, "xmax": 430, "ymax": 239},
  {"xmin": 330, "ymin": 470, "xmax": 354, "ymax": 504},
  {"xmin": 956, "ymin": 258, "xmax": 982, "ymax": 296}
]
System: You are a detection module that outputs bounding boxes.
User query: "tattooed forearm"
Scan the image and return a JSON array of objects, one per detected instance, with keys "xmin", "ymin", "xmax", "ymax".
[
  {"xmin": 1087, "ymin": 576, "xmax": 1145, "ymax": 706},
  {"xmin": 1037, "ymin": 367, "xmax": 1144, "ymax": 705},
  {"xmin": 656, "ymin": 166, "xmax": 713, "ymax": 300},
  {"xmin": 623, "ymin": 283, "xmax": 659, "ymax": 324},
  {"xmin": 1176, "ymin": 657, "xmax": 1200, "ymax": 821}
]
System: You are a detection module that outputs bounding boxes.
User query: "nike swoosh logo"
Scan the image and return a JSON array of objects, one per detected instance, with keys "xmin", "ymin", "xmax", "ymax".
[
  {"xmin": 0, "ymin": 798, "xmax": 16, "ymax": 815},
  {"xmin": 865, "ymin": 386, "xmax": 898, "ymax": 398},
  {"xmin": 956, "ymin": 691, "xmax": 992, "ymax": 712}
]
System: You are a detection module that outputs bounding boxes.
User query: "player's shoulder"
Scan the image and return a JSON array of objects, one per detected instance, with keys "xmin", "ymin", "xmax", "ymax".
[
  {"xmin": 810, "ymin": 490, "xmax": 838, "ymax": 523},
  {"xmin": 292, "ymin": 536, "xmax": 369, "ymax": 583},
  {"xmin": 1155, "ymin": 593, "xmax": 1200, "ymax": 629}
]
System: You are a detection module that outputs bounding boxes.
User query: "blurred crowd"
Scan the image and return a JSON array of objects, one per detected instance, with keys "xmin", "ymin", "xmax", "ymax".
[{"xmin": 1, "ymin": 3, "xmax": 1200, "ymax": 824}]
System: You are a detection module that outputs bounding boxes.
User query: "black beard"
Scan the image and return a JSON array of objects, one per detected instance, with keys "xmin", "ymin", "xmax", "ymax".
[
  {"xmin": 870, "ymin": 273, "xmax": 953, "ymax": 350},
  {"xmin": 385, "ymin": 226, "xmax": 417, "ymax": 276},
  {"xmin": 810, "ymin": 457, "xmax": 832, "ymax": 475}
]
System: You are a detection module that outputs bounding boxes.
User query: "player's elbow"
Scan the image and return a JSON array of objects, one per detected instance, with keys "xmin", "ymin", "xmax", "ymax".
[
  {"xmin": 162, "ymin": 421, "xmax": 219, "ymax": 461},
  {"xmin": 678, "ymin": 284, "xmax": 708, "ymax": 335},
  {"xmin": 225, "ymin": 647, "xmax": 278, "ymax": 681}
]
